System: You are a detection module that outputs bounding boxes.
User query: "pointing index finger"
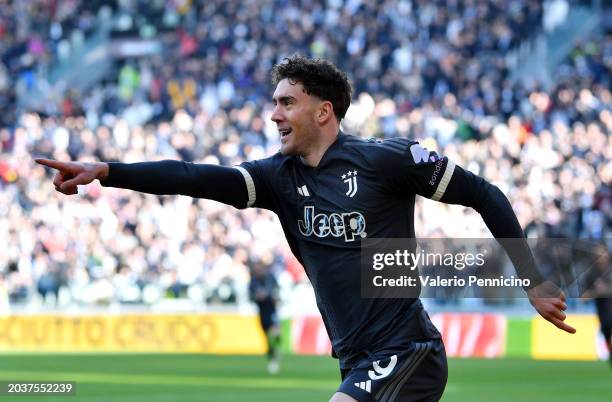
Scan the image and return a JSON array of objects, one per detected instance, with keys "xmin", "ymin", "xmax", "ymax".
[{"xmin": 35, "ymin": 158, "xmax": 70, "ymax": 171}]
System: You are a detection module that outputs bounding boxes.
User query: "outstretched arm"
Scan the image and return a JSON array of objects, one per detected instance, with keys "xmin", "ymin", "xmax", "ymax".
[
  {"xmin": 442, "ymin": 166, "xmax": 576, "ymax": 334},
  {"xmin": 34, "ymin": 158, "xmax": 253, "ymax": 209},
  {"xmin": 374, "ymin": 139, "xmax": 576, "ymax": 334}
]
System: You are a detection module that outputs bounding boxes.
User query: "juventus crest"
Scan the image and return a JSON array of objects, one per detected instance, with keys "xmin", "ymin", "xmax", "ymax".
[{"xmin": 341, "ymin": 170, "xmax": 358, "ymax": 197}]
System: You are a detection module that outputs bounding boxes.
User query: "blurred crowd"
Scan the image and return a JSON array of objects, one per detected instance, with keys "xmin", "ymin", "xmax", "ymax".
[
  {"xmin": 3, "ymin": 0, "xmax": 545, "ymax": 122},
  {"xmin": 0, "ymin": 0, "xmax": 113, "ymax": 128},
  {"xmin": 0, "ymin": 0, "xmax": 610, "ymax": 309}
]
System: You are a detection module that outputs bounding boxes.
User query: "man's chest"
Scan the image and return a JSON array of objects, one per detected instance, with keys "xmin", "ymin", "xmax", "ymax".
[{"xmin": 276, "ymin": 161, "xmax": 390, "ymax": 243}]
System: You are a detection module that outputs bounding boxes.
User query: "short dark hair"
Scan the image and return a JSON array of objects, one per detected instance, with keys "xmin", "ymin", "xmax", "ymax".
[{"xmin": 271, "ymin": 55, "xmax": 352, "ymax": 121}]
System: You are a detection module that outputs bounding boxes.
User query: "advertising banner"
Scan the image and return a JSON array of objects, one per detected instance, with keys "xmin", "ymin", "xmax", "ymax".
[
  {"xmin": 430, "ymin": 313, "xmax": 506, "ymax": 358},
  {"xmin": 531, "ymin": 315, "xmax": 600, "ymax": 361},
  {"xmin": 0, "ymin": 314, "xmax": 267, "ymax": 354}
]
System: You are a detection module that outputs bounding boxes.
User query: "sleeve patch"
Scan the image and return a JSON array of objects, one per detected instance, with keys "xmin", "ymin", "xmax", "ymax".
[{"xmin": 410, "ymin": 144, "xmax": 439, "ymax": 164}]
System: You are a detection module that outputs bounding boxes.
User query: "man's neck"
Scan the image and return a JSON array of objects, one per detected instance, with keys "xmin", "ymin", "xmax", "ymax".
[{"xmin": 300, "ymin": 127, "xmax": 340, "ymax": 168}]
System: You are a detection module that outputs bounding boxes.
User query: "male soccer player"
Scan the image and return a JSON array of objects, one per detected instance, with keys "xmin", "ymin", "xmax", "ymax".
[
  {"xmin": 36, "ymin": 55, "xmax": 575, "ymax": 402},
  {"xmin": 595, "ymin": 297, "xmax": 612, "ymax": 367},
  {"xmin": 249, "ymin": 257, "xmax": 282, "ymax": 374}
]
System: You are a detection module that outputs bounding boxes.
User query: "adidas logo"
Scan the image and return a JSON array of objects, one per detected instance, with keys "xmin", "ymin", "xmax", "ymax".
[
  {"xmin": 354, "ymin": 380, "xmax": 371, "ymax": 393},
  {"xmin": 297, "ymin": 185, "xmax": 310, "ymax": 197}
]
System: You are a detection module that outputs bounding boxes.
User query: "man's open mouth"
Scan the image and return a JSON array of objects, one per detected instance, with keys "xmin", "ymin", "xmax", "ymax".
[{"xmin": 279, "ymin": 128, "xmax": 292, "ymax": 137}]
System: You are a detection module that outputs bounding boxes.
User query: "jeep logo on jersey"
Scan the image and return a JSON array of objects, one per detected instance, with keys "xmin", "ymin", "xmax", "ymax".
[
  {"xmin": 368, "ymin": 354, "xmax": 397, "ymax": 380},
  {"xmin": 341, "ymin": 170, "xmax": 358, "ymax": 197},
  {"xmin": 298, "ymin": 206, "xmax": 367, "ymax": 241}
]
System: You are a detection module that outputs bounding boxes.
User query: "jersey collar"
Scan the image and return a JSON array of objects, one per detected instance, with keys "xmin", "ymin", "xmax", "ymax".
[{"xmin": 300, "ymin": 131, "xmax": 346, "ymax": 170}]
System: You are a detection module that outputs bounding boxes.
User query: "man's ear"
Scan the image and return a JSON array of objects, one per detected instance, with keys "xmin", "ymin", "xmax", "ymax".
[{"xmin": 317, "ymin": 101, "xmax": 334, "ymax": 124}]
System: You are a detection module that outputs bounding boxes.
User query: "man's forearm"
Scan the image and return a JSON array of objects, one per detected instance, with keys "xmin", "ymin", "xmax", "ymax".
[
  {"xmin": 99, "ymin": 160, "xmax": 249, "ymax": 208},
  {"xmin": 440, "ymin": 166, "xmax": 544, "ymax": 287},
  {"xmin": 472, "ymin": 182, "xmax": 545, "ymax": 288}
]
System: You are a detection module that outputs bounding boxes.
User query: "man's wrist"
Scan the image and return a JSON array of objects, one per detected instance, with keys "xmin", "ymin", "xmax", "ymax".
[{"xmin": 97, "ymin": 162, "xmax": 109, "ymax": 181}]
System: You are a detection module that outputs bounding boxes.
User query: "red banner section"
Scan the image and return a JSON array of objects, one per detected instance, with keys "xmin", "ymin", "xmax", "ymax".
[
  {"xmin": 290, "ymin": 313, "xmax": 507, "ymax": 358},
  {"xmin": 430, "ymin": 313, "xmax": 506, "ymax": 358},
  {"xmin": 291, "ymin": 316, "xmax": 332, "ymax": 355}
]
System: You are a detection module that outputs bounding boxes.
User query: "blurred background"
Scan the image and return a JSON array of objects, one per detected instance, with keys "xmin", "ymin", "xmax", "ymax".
[{"xmin": 0, "ymin": 0, "xmax": 610, "ymax": 401}]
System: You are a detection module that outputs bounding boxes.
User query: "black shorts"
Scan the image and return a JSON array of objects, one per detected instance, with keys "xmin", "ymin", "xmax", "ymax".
[{"xmin": 337, "ymin": 339, "xmax": 447, "ymax": 402}]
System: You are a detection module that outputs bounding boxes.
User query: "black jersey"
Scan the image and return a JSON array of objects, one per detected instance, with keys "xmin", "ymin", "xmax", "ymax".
[
  {"xmin": 102, "ymin": 131, "xmax": 537, "ymax": 369},
  {"xmin": 239, "ymin": 133, "xmax": 471, "ymax": 368}
]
